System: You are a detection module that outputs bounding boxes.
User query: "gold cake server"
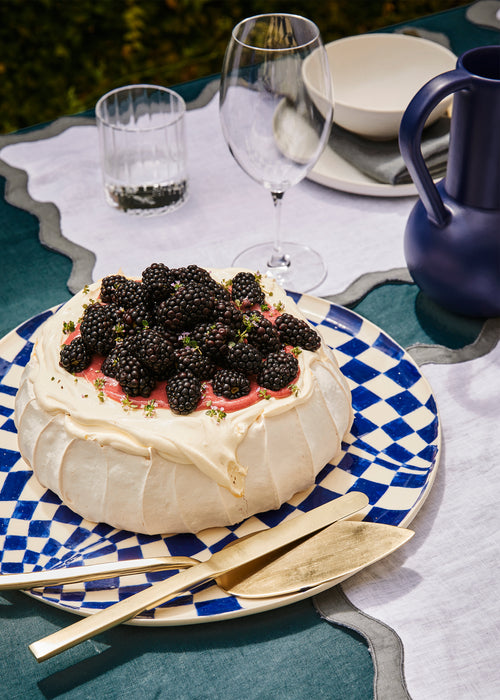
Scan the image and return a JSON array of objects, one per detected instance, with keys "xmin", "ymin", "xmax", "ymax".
[
  {"xmin": 219, "ymin": 519, "xmax": 413, "ymax": 597},
  {"xmin": 29, "ymin": 490, "xmax": 368, "ymax": 661}
]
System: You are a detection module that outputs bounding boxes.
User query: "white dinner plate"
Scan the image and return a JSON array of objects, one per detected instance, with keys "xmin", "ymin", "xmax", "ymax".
[{"xmin": 0, "ymin": 295, "xmax": 440, "ymax": 625}]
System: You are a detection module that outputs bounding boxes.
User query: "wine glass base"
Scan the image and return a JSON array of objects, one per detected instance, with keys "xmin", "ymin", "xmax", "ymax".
[{"xmin": 232, "ymin": 241, "xmax": 327, "ymax": 294}]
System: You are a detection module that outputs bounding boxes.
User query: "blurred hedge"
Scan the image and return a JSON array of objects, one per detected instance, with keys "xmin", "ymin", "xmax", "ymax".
[{"xmin": 0, "ymin": 0, "xmax": 467, "ymax": 133}]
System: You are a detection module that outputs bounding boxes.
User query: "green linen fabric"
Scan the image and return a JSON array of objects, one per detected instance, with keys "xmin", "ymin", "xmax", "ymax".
[
  {"xmin": 350, "ymin": 282, "xmax": 484, "ymax": 350},
  {"xmin": 0, "ymin": 591, "xmax": 373, "ymax": 700},
  {"xmin": 0, "ymin": 176, "xmax": 72, "ymax": 338}
]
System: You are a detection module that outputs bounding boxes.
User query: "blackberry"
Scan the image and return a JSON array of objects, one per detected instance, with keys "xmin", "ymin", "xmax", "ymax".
[
  {"xmin": 175, "ymin": 346, "xmax": 215, "ymax": 380},
  {"xmin": 80, "ymin": 303, "xmax": 118, "ymax": 356},
  {"xmin": 157, "ymin": 283, "xmax": 215, "ymax": 330},
  {"xmin": 213, "ymin": 299, "xmax": 243, "ymax": 329},
  {"xmin": 59, "ymin": 336, "xmax": 91, "ymax": 373},
  {"xmin": 257, "ymin": 350, "xmax": 299, "ymax": 391},
  {"xmin": 166, "ymin": 371, "xmax": 202, "ymax": 415},
  {"xmin": 243, "ymin": 311, "xmax": 281, "ymax": 355},
  {"xmin": 172, "ymin": 266, "xmax": 230, "ymax": 309},
  {"xmin": 114, "ymin": 352, "xmax": 156, "ymax": 397},
  {"xmin": 100, "ymin": 274, "xmax": 127, "ymax": 303},
  {"xmin": 226, "ymin": 342, "xmax": 262, "ymax": 375},
  {"xmin": 157, "ymin": 328, "xmax": 183, "ymax": 349},
  {"xmin": 183, "ymin": 266, "xmax": 231, "ymax": 302},
  {"xmin": 134, "ymin": 328, "xmax": 175, "ymax": 379},
  {"xmin": 101, "ymin": 336, "xmax": 137, "ymax": 379},
  {"xmin": 142, "ymin": 263, "xmax": 174, "ymax": 303},
  {"xmin": 212, "ymin": 368, "xmax": 251, "ymax": 400},
  {"xmin": 101, "ymin": 346, "xmax": 122, "ymax": 379},
  {"xmin": 182, "ymin": 264, "xmax": 215, "ymax": 288},
  {"xmin": 275, "ymin": 313, "xmax": 321, "ymax": 351},
  {"xmin": 231, "ymin": 272, "xmax": 265, "ymax": 308},
  {"xmin": 198, "ymin": 321, "xmax": 234, "ymax": 360},
  {"xmin": 187, "ymin": 323, "xmax": 209, "ymax": 347},
  {"xmin": 166, "ymin": 267, "xmax": 189, "ymax": 288},
  {"xmin": 112, "ymin": 279, "xmax": 148, "ymax": 309},
  {"xmin": 212, "ymin": 282, "xmax": 232, "ymax": 302},
  {"xmin": 120, "ymin": 302, "xmax": 152, "ymax": 335}
]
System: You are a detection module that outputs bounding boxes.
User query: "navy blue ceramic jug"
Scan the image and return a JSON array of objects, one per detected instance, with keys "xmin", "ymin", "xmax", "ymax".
[{"xmin": 399, "ymin": 46, "xmax": 500, "ymax": 317}]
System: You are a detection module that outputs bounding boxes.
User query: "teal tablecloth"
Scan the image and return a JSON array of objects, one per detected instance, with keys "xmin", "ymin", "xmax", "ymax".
[{"xmin": 1, "ymin": 590, "xmax": 372, "ymax": 700}]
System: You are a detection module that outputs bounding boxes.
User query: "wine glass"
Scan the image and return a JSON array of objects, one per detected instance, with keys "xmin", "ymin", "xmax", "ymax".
[{"xmin": 219, "ymin": 13, "xmax": 333, "ymax": 293}]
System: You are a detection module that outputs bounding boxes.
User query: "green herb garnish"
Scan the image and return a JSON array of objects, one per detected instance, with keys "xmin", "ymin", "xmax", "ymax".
[
  {"xmin": 144, "ymin": 400, "xmax": 157, "ymax": 418},
  {"xmin": 257, "ymin": 388, "xmax": 272, "ymax": 400},
  {"xmin": 205, "ymin": 406, "xmax": 227, "ymax": 423},
  {"xmin": 93, "ymin": 377, "xmax": 106, "ymax": 402}
]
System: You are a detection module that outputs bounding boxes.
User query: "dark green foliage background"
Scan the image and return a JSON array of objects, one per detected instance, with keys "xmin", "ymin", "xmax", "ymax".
[{"xmin": 0, "ymin": 0, "xmax": 467, "ymax": 133}]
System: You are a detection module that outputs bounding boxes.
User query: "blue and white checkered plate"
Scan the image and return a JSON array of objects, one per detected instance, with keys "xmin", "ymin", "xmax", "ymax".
[{"xmin": 0, "ymin": 294, "xmax": 440, "ymax": 625}]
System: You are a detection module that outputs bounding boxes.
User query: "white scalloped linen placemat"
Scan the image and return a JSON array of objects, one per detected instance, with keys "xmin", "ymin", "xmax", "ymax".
[{"xmin": 0, "ymin": 94, "xmax": 416, "ymax": 297}]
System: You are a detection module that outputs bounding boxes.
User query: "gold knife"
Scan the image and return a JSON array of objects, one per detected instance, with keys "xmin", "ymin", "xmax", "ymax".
[
  {"xmin": 29, "ymin": 490, "xmax": 368, "ymax": 661},
  {"xmin": 0, "ymin": 555, "xmax": 196, "ymax": 590}
]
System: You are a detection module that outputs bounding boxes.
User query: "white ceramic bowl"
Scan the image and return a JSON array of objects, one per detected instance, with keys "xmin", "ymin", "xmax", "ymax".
[{"xmin": 303, "ymin": 33, "xmax": 457, "ymax": 140}]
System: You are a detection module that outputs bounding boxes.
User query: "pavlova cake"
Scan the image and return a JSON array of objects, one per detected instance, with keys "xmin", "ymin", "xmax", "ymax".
[{"xmin": 14, "ymin": 264, "xmax": 353, "ymax": 534}]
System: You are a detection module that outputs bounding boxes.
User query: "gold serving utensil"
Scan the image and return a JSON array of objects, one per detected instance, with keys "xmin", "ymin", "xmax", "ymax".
[
  {"xmin": 29, "ymin": 490, "xmax": 368, "ymax": 661},
  {"xmin": 219, "ymin": 519, "xmax": 413, "ymax": 598},
  {"xmin": 1, "ymin": 520, "xmax": 412, "ymax": 599},
  {"xmin": 0, "ymin": 555, "xmax": 195, "ymax": 591}
]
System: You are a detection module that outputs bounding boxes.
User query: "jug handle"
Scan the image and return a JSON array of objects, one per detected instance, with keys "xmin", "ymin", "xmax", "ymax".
[{"xmin": 399, "ymin": 69, "xmax": 470, "ymax": 227}]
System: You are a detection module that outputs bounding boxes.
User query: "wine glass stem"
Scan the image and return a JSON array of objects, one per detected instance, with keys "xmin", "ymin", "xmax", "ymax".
[{"xmin": 267, "ymin": 191, "xmax": 290, "ymax": 269}]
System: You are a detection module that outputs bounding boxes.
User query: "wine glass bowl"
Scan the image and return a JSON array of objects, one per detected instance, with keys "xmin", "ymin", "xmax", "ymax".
[{"xmin": 219, "ymin": 13, "xmax": 333, "ymax": 292}]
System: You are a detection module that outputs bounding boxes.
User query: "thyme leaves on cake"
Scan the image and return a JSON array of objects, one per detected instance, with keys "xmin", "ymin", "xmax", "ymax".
[
  {"xmin": 144, "ymin": 399, "xmax": 157, "ymax": 418},
  {"xmin": 93, "ymin": 377, "xmax": 106, "ymax": 402},
  {"xmin": 205, "ymin": 405, "xmax": 227, "ymax": 423},
  {"xmin": 58, "ymin": 264, "xmax": 322, "ymax": 415}
]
